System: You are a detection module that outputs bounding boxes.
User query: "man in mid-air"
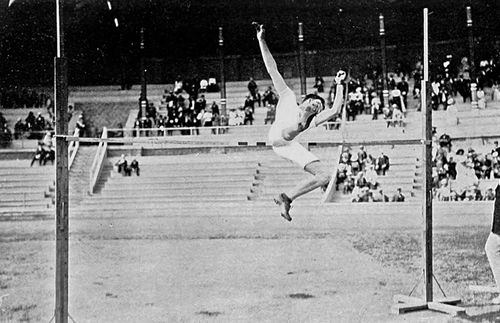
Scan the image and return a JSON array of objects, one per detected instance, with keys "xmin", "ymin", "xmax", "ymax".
[{"xmin": 254, "ymin": 23, "xmax": 346, "ymax": 221}]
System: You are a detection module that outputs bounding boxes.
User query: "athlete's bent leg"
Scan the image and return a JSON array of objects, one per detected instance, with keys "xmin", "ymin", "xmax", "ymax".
[{"xmin": 285, "ymin": 160, "xmax": 331, "ymax": 201}]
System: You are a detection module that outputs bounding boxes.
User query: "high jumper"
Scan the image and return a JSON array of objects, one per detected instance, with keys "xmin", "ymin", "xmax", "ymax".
[{"xmin": 254, "ymin": 22, "xmax": 346, "ymax": 221}]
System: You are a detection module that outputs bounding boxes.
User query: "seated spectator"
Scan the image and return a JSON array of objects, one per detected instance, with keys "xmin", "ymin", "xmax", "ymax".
[
  {"xmin": 129, "ymin": 158, "xmax": 140, "ymax": 176},
  {"xmin": 0, "ymin": 123, "xmax": 12, "ymax": 148},
  {"xmin": 115, "ymin": 154, "xmax": 128, "ymax": 175},
  {"xmin": 372, "ymin": 189, "xmax": 389, "ymax": 202},
  {"xmin": 392, "ymin": 188, "xmax": 405, "ymax": 202},
  {"xmin": 484, "ymin": 188, "xmax": 495, "ymax": 201},
  {"xmin": 201, "ymin": 108, "xmax": 213, "ymax": 127},
  {"xmin": 375, "ymin": 152, "xmax": 390, "ymax": 175},
  {"xmin": 477, "ymin": 87, "xmax": 486, "ymax": 109},
  {"xmin": 14, "ymin": 118, "xmax": 25, "ymax": 139},
  {"xmin": 264, "ymin": 105, "xmax": 276, "ymax": 125},
  {"xmin": 365, "ymin": 165, "xmax": 379, "ymax": 189},
  {"xmin": 313, "ymin": 76, "xmax": 324, "ymax": 93},
  {"xmin": 262, "ymin": 87, "xmax": 277, "ymax": 107},
  {"xmin": 35, "ymin": 112, "xmax": 46, "ymax": 132},
  {"xmin": 207, "ymin": 77, "xmax": 219, "ymax": 92},
  {"xmin": 244, "ymin": 107, "xmax": 254, "ymax": 125},
  {"xmin": 30, "ymin": 142, "xmax": 46, "ymax": 167},
  {"xmin": 199, "ymin": 79, "xmax": 208, "ymax": 93}
]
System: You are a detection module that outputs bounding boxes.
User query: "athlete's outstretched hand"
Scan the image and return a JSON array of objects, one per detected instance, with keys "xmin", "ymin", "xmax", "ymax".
[
  {"xmin": 253, "ymin": 22, "xmax": 265, "ymax": 41},
  {"xmin": 335, "ymin": 70, "xmax": 346, "ymax": 84}
]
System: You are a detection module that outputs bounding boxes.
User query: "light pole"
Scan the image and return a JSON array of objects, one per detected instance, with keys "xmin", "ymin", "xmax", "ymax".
[
  {"xmin": 466, "ymin": 6, "xmax": 478, "ymax": 108},
  {"xmin": 139, "ymin": 27, "xmax": 148, "ymax": 118},
  {"xmin": 298, "ymin": 22, "xmax": 306, "ymax": 99},
  {"xmin": 379, "ymin": 14, "xmax": 389, "ymax": 108},
  {"xmin": 218, "ymin": 26, "xmax": 226, "ymax": 116}
]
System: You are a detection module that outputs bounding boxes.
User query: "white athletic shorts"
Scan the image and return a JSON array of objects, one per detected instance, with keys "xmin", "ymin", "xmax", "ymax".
[{"xmin": 272, "ymin": 139, "xmax": 319, "ymax": 169}]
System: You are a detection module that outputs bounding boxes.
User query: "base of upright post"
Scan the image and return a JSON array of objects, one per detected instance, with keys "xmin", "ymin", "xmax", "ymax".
[{"xmin": 392, "ymin": 295, "xmax": 465, "ymax": 316}]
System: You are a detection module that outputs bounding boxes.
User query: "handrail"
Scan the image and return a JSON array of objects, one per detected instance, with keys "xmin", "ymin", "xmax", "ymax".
[
  {"xmin": 88, "ymin": 127, "xmax": 108, "ymax": 195},
  {"xmin": 68, "ymin": 128, "xmax": 80, "ymax": 169}
]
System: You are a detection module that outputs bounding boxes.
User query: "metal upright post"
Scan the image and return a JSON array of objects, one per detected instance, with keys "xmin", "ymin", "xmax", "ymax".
[
  {"xmin": 298, "ymin": 22, "xmax": 306, "ymax": 99},
  {"xmin": 422, "ymin": 8, "xmax": 433, "ymax": 302},
  {"xmin": 379, "ymin": 14, "xmax": 389, "ymax": 108},
  {"xmin": 218, "ymin": 26, "xmax": 227, "ymax": 116},
  {"xmin": 54, "ymin": 0, "xmax": 69, "ymax": 321}
]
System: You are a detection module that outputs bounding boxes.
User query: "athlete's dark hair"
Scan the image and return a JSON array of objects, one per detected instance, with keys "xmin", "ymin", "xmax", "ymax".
[{"xmin": 302, "ymin": 93, "xmax": 325, "ymax": 110}]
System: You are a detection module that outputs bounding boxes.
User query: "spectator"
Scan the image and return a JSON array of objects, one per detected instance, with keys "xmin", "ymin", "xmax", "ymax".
[
  {"xmin": 314, "ymin": 76, "xmax": 324, "ymax": 93},
  {"xmin": 76, "ymin": 115, "xmax": 86, "ymax": 137},
  {"xmin": 129, "ymin": 158, "xmax": 140, "ymax": 176},
  {"xmin": 243, "ymin": 95, "xmax": 255, "ymax": 112},
  {"xmin": 244, "ymin": 107, "xmax": 254, "ymax": 125},
  {"xmin": 14, "ymin": 118, "xmax": 25, "ymax": 139},
  {"xmin": 199, "ymin": 79, "xmax": 208, "ymax": 93},
  {"xmin": 115, "ymin": 154, "xmax": 128, "ymax": 175},
  {"xmin": 370, "ymin": 92, "xmax": 381, "ymax": 120},
  {"xmin": 365, "ymin": 165, "xmax": 379, "ymax": 189},
  {"xmin": 210, "ymin": 101, "xmax": 220, "ymax": 117},
  {"xmin": 484, "ymin": 188, "xmax": 495, "ymax": 201},
  {"xmin": 375, "ymin": 152, "xmax": 390, "ymax": 175},
  {"xmin": 30, "ymin": 142, "xmax": 46, "ymax": 167},
  {"xmin": 201, "ymin": 108, "xmax": 213, "ymax": 127},
  {"xmin": 392, "ymin": 188, "xmax": 405, "ymax": 202},
  {"xmin": 262, "ymin": 86, "xmax": 277, "ymax": 106},
  {"xmin": 477, "ymin": 87, "xmax": 486, "ymax": 109},
  {"xmin": 247, "ymin": 77, "xmax": 261, "ymax": 107},
  {"xmin": 207, "ymin": 77, "xmax": 219, "ymax": 92},
  {"xmin": 35, "ymin": 112, "xmax": 46, "ymax": 132},
  {"xmin": 174, "ymin": 75, "xmax": 184, "ymax": 94},
  {"xmin": 372, "ymin": 189, "xmax": 389, "ymax": 202}
]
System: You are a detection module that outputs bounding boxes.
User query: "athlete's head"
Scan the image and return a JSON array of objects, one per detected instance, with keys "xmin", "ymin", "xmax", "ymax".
[
  {"xmin": 297, "ymin": 94, "xmax": 325, "ymax": 129},
  {"xmin": 301, "ymin": 94, "xmax": 325, "ymax": 113}
]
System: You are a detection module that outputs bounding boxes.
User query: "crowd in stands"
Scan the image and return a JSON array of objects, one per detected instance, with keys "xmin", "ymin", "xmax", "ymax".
[
  {"xmin": 133, "ymin": 76, "xmax": 223, "ymax": 136},
  {"xmin": 432, "ymin": 129, "xmax": 500, "ymax": 201},
  {"xmin": 335, "ymin": 146, "xmax": 403, "ymax": 202},
  {"xmin": 0, "ymin": 87, "xmax": 52, "ymax": 110}
]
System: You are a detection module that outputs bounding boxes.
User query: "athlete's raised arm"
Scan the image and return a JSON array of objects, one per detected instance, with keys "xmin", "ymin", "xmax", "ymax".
[
  {"xmin": 312, "ymin": 70, "xmax": 346, "ymax": 127},
  {"xmin": 254, "ymin": 23, "xmax": 288, "ymax": 95}
]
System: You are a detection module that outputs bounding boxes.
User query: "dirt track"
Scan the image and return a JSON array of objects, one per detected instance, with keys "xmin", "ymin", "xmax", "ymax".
[{"xmin": 4, "ymin": 208, "xmax": 494, "ymax": 322}]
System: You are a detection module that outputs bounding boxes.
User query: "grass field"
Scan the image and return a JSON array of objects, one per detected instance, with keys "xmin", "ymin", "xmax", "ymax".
[{"xmin": 2, "ymin": 212, "xmax": 500, "ymax": 323}]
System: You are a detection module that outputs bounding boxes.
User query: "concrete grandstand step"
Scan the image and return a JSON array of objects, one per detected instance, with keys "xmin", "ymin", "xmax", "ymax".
[
  {"xmin": 107, "ymin": 168, "xmax": 256, "ymax": 179},
  {"xmin": 102, "ymin": 176, "xmax": 254, "ymax": 185},
  {"xmin": 0, "ymin": 200, "xmax": 52, "ymax": 208},
  {"xmin": 99, "ymin": 186, "xmax": 251, "ymax": 196}
]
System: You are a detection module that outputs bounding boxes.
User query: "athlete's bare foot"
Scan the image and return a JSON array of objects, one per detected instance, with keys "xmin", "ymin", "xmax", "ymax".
[{"xmin": 274, "ymin": 193, "xmax": 292, "ymax": 221}]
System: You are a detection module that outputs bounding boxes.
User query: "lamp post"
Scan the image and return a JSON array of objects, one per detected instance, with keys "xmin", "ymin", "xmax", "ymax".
[
  {"xmin": 379, "ymin": 14, "xmax": 389, "ymax": 108},
  {"xmin": 139, "ymin": 27, "xmax": 148, "ymax": 118},
  {"xmin": 218, "ymin": 26, "xmax": 226, "ymax": 116},
  {"xmin": 298, "ymin": 22, "xmax": 306, "ymax": 99},
  {"xmin": 466, "ymin": 6, "xmax": 478, "ymax": 108}
]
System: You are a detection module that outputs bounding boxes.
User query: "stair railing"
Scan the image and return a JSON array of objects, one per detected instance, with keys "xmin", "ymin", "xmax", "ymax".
[
  {"xmin": 88, "ymin": 127, "xmax": 108, "ymax": 195},
  {"xmin": 68, "ymin": 128, "xmax": 80, "ymax": 169}
]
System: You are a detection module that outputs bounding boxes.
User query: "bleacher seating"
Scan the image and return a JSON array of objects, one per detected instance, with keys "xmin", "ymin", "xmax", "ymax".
[{"xmin": 0, "ymin": 159, "xmax": 54, "ymax": 217}]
